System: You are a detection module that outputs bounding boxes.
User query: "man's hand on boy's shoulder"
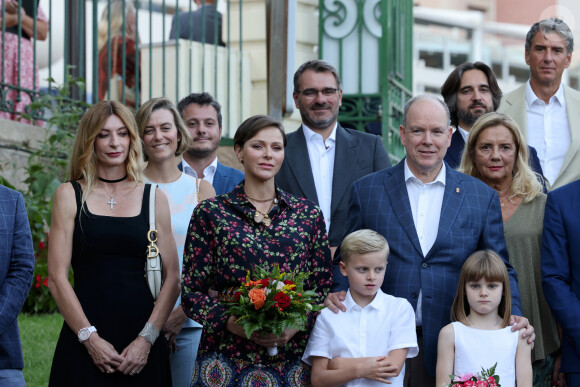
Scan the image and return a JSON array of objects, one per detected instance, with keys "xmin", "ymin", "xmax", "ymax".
[{"xmin": 323, "ymin": 291, "xmax": 347, "ymax": 313}]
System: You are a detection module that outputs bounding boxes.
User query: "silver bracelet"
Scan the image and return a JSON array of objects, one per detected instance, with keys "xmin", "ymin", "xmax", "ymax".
[{"xmin": 138, "ymin": 322, "xmax": 159, "ymax": 345}]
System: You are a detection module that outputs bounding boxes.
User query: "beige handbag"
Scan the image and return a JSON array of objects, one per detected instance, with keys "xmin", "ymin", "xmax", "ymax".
[{"xmin": 145, "ymin": 184, "xmax": 163, "ymax": 300}]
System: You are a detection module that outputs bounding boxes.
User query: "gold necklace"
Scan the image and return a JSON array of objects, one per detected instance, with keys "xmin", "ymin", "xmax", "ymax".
[
  {"xmin": 253, "ymin": 201, "xmax": 276, "ymax": 226},
  {"xmin": 246, "ymin": 193, "xmax": 276, "ymax": 203}
]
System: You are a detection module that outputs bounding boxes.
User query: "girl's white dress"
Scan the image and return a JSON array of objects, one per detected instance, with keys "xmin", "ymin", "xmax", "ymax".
[{"xmin": 452, "ymin": 322, "xmax": 518, "ymax": 387}]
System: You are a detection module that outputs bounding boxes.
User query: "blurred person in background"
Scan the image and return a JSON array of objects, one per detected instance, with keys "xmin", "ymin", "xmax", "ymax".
[
  {"xmin": 0, "ymin": 0, "xmax": 48, "ymax": 124},
  {"xmin": 97, "ymin": 1, "xmax": 140, "ymax": 108},
  {"xmin": 169, "ymin": 0, "xmax": 225, "ymax": 46}
]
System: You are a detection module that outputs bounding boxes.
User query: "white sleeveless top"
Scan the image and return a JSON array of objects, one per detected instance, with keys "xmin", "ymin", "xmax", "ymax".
[
  {"xmin": 146, "ymin": 173, "xmax": 200, "ymax": 329},
  {"xmin": 452, "ymin": 322, "xmax": 518, "ymax": 387}
]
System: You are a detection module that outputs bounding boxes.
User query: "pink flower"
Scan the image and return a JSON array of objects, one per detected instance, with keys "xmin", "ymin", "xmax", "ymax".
[
  {"xmin": 475, "ymin": 381, "xmax": 488, "ymax": 387},
  {"xmin": 454, "ymin": 373, "xmax": 475, "ymax": 382},
  {"xmin": 463, "ymin": 382, "xmax": 476, "ymax": 387}
]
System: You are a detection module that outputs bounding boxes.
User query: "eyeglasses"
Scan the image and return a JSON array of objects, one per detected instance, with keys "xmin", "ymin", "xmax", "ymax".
[{"xmin": 297, "ymin": 88, "xmax": 339, "ymax": 98}]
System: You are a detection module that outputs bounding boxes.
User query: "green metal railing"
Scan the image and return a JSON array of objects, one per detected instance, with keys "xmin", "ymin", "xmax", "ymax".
[
  {"xmin": 319, "ymin": 0, "xmax": 413, "ymax": 163},
  {"xmin": 0, "ymin": 0, "xmax": 245, "ymax": 135}
]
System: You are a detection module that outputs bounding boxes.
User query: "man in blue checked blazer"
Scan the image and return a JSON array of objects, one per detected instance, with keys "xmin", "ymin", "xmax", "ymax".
[
  {"xmin": 0, "ymin": 185, "xmax": 35, "ymax": 386},
  {"xmin": 326, "ymin": 95, "xmax": 532, "ymax": 385}
]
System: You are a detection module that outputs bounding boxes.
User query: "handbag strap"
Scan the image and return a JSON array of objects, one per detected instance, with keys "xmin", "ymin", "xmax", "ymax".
[{"xmin": 149, "ymin": 183, "xmax": 157, "ymax": 232}]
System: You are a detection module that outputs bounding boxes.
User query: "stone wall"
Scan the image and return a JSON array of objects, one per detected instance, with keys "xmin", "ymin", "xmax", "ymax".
[{"xmin": 0, "ymin": 119, "xmax": 45, "ymax": 192}]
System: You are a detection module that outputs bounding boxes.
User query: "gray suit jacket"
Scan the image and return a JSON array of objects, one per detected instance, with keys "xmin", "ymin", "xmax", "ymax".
[
  {"xmin": 0, "ymin": 185, "xmax": 34, "ymax": 369},
  {"xmin": 169, "ymin": 4, "xmax": 225, "ymax": 46},
  {"xmin": 498, "ymin": 84, "xmax": 580, "ymax": 189},
  {"xmin": 275, "ymin": 124, "xmax": 391, "ymax": 247}
]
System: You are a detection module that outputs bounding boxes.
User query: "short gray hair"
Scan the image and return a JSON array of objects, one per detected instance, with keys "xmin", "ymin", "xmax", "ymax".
[
  {"xmin": 525, "ymin": 17, "xmax": 574, "ymax": 54},
  {"xmin": 402, "ymin": 94, "xmax": 451, "ymax": 128}
]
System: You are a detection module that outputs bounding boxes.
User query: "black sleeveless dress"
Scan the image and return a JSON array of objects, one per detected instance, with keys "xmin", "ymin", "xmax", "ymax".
[{"xmin": 49, "ymin": 182, "xmax": 171, "ymax": 387}]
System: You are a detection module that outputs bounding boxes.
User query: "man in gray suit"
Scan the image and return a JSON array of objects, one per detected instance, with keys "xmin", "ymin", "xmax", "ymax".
[
  {"xmin": 275, "ymin": 60, "xmax": 391, "ymax": 257},
  {"xmin": 0, "ymin": 185, "xmax": 34, "ymax": 386},
  {"xmin": 169, "ymin": 0, "xmax": 225, "ymax": 47},
  {"xmin": 499, "ymin": 18, "xmax": 580, "ymax": 189}
]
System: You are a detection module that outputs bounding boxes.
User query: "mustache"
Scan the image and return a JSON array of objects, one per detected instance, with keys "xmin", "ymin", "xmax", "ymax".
[{"xmin": 469, "ymin": 102, "xmax": 488, "ymax": 109}]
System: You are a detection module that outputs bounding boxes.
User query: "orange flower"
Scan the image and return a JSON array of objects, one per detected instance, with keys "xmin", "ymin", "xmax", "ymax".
[{"xmin": 248, "ymin": 288, "xmax": 266, "ymax": 310}]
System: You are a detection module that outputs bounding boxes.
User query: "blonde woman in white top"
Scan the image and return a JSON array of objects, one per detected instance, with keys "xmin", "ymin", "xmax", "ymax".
[{"xmin": 136, "ymin": 97, "xmax": 215, "ymax": 387}]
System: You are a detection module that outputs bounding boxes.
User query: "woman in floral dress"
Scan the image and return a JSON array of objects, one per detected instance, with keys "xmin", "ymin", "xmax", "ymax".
[{"xmin": 182, "ymin": 115, "xmax": 332, "ymax": 386}]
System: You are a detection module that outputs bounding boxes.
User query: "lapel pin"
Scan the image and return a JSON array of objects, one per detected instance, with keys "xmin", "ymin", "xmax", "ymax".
[{"xmin": 456, "ymin": 188, "xmax": 460, "ymax": 193}]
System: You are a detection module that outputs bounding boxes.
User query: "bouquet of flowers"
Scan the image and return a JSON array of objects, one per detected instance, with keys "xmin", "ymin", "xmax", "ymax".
[
  {"xmin": 224, "ymin": 264, "xmax": 324, "ymax": 355},
  {"xmin": 446, "ymin": 363, "xmax": 500, "ymax": 387}
]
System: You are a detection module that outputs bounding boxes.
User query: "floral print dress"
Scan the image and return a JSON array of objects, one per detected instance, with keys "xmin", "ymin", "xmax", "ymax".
[{"xmin": 182, "ymin": 184, "xmax": 332, "ymax": 386}]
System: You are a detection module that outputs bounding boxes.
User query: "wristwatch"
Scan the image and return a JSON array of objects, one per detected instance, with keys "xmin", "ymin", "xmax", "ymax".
[{"xmin": 78, "ymin": 326, "xmax": 97, "ymax": 343}]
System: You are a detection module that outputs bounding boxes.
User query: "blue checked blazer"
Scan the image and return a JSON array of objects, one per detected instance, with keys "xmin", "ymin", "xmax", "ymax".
[
  {"xmin": 0, "ymin": 186, "xmax": 34, "ymax": 369},
  {"xmin": 542, "ymin": 179, "xmax": 580, "ymax": 373},
  {"xmin": 332, "ymin": 160, "xmax": 522, "ymax": 376}
]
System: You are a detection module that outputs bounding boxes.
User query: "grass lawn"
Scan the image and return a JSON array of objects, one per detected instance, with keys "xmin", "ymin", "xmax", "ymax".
[{"xmin": 19, "ymin": 313, "xmax": 63, "ymax": 387}]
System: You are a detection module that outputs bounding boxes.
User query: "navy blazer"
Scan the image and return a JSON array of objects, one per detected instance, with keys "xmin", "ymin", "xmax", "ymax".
[
  {"xmin": 333, "ymin": 161, "xmax": 522, "ymax": 376},
  {"xmin": 542, "ymin": 179, "xmax": 580, "ymax": 373},
  {"xmin": 178, "ymin": 160, "xmax": 244, "ymax": 195},
  {"xmin": 275, "ymin": 123, "xmax": 391, "ymax": 247},
  {"xmin": 0, "ymin": 186, "xmax": 34, "ymax": 369}
]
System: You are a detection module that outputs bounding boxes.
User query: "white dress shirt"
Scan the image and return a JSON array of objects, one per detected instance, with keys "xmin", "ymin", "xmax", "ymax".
[
  {"xmin": 303, "ymin": 124, "xmax": 337, "ymax": 234},
  {"xmin": 457, "ymin": 125, "xmax": 469, "ymax": 143},
  {"xmin": 302, "ymin": 289, "xmax": 418, "ymax": 387},
  {"xmin": 182, "ymin": 156, "xmax": 218, "ymax": 185},
  {"xmin": 525, "ymin": 81, "xmax": 571, "ymax": 186},
  {"xmin": 404, "ymin": 160, "xmax": 446, "ymax": 325}
]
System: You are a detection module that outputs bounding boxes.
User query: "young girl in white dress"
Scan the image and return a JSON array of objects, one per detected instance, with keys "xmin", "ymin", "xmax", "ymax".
[{"xmin": 436, "ymin": 250, "xmax": 532, "ymax": 387}]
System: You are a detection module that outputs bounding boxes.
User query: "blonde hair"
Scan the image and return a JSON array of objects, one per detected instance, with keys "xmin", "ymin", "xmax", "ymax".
[
  {"xmin": 135, "ymin": 97, "xmax": 192, "ymax": 161},
  {"xmin": 68, "ymin": 101, "xmax": 143, "ymax": 203},
  {"xmin": 340, "ymin": 229, "xmax": 389, "ymax": 264},
  {"xmin": 451, "ymin": 250, "xmax": 512, "ymax": 328},
  {"xmin": 459, "ymin": 112, "xmax": 543, "ymax": 203},
  {"xmin": 97, "ymin": 1, "xmax": 137, "ymax": 50}
]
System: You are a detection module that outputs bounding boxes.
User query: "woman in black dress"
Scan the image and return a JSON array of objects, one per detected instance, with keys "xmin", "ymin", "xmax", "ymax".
[{"xmin": 47, "ymin": 101, "xmax": 179, "ymax": 386}]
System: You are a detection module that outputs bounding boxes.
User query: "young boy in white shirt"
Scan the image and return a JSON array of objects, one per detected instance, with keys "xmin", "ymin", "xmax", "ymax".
[{"xmin": 302, "ymin": 229, "xmax": 418, "ymax": 387}]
